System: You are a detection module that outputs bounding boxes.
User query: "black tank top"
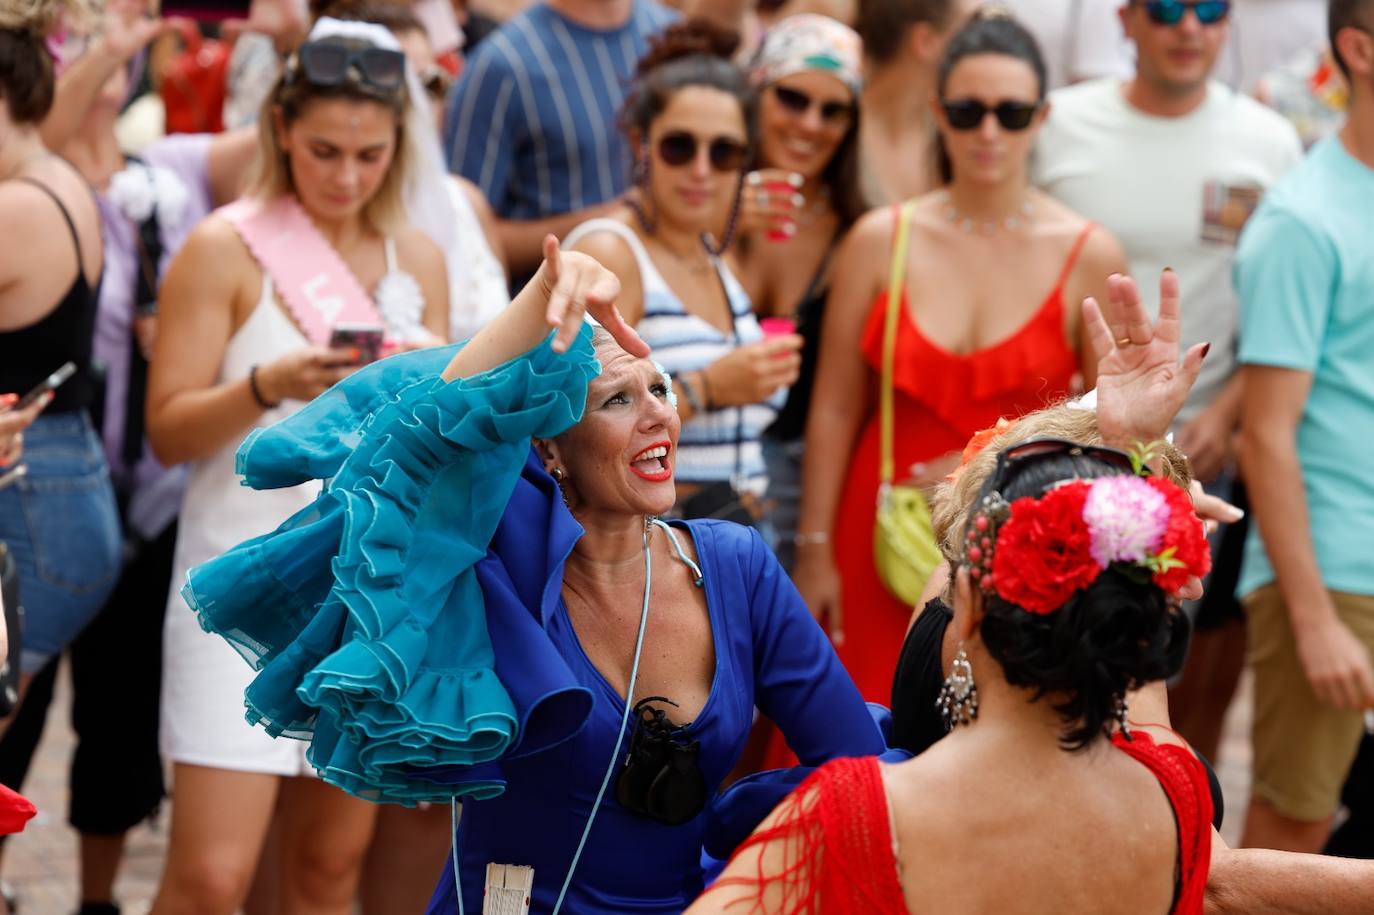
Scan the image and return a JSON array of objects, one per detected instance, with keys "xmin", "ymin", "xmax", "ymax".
[{"xmin": 0, "ymin": 178, "xmax": 100, "ymax": 414}]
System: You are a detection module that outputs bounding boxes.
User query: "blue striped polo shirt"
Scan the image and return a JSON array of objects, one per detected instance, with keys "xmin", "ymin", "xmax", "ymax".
[{"xmin": 444, "ymin": 0, "xmax": 678, "ymax": 220}]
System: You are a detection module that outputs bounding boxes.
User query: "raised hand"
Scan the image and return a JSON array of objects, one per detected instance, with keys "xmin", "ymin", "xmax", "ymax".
[
  {"xmin": 98, "ymin": 0, "xmax": 167, "ymax": 64},
  {"xmin": 1084, "ymin": 270, "xmax": 1208, "ymax": 450},
  {"xmin": 537, "ymin": 235, "xmax": 645, "ymax": 356}
]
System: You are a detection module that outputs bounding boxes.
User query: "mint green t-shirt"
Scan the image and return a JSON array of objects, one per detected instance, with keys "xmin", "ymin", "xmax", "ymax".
[{"xmin": 1236, "ymin": 135, "xmax": 1374, "ymax": 598}]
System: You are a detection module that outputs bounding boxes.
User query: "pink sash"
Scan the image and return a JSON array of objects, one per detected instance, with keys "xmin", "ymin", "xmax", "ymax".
[{"xmin": 222, "ymin": 196, "xmax": 388, "ymax": 345}]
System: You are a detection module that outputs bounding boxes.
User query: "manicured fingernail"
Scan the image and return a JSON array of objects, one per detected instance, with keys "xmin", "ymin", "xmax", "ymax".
[
  {"xmin": 790, "ymin": 193, "xmax": 805, "ymax": 208},
  {"xmin": 350, "ymin": 348, "xmax": 362, "ymax": 361},
  {"xmin": 745, "ymin": 172, "xmax": 762, "ymax": 185},
  {"xmin": 1164, "ymin": 266, "xmax": 1175, "ymax": 273},
  {"xmin": 1201, "ymin": 342, "xmax": 1211, "ymax": 359},
  {"xmin": 788, "ymin": 172, "xmax": 803, "ymax": 187},
  {"xmin": 781, "ymin": 220, "xmax": 797, "ymax": 237},
  {"xmin": 0, "ymin": 395, "xmax": 14, "ymax": 405}
]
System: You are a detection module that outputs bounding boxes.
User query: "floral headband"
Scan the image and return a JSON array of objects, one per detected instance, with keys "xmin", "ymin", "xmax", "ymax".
[
  {"xmin": 965, "ymin": 442, "xmax": 1211, "ymax": 615},
  {"xmin": 750, "ymin": 13, "xmax": 863, "ymax": 98}
]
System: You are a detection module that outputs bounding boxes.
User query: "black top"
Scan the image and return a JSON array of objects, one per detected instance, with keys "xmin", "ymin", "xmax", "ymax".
[
  {"xmin": 764, "ymin": 272, "xmax": 829, "ymax": 442},
  {"xmin": 889, "ymin": 597, "xmax": 1227, "ymax": 832},
  {"xmin": 0, "ymin": 178, "xmax": 99, "ymax": 414}
]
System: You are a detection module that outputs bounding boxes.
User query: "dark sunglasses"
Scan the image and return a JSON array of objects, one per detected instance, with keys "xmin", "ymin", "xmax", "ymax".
[
  {"xmin": 771, "ymin": 85, "xmax": 854, "ymax": 125},
  {"xmin": 1139, "ymin": 0, "xmax": 1231, "ymax": 25},
  {"xmin": 289, "ymin": 42, "xmax": 407, "ymax": 95},
  {"xmin": 940, "ymin": 98, "xmax": 1041, "ymax": 131},
  {"xmin": 656, "ymin": 131, "xmax": 749, "ymax": 172},
  {"xmin": 989, "ymin": 438, "xmax": 1148, "ymax": 493}
]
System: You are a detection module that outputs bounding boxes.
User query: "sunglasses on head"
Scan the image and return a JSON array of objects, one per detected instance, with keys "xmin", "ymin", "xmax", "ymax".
[
  {"xmin": 771, "ymin": 85, "xmax": 854, "ymax": 126},
  {"xmin": 940, "ymin": 98, "xmax": 1041, "ymax": 131},
  {"xmin": 1139, "ymin": 0, "xmax": 1231, "ymax": 26},
  {"xmin": 655, "ymin": 131, "xmax": 749, "ymax": 172},
  {"xmin": 988, "ymin": 438, "xmax": 1148, "ymax": 494},
  {"xmin": 288, "ymin": 42, "xmax": 407, "ymax": 96}
]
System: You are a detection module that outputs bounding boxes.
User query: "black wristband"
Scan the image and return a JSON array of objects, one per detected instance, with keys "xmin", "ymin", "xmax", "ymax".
[{"xmin": 249, "ymin": 364, "xmax": 281, "ymax": 410}]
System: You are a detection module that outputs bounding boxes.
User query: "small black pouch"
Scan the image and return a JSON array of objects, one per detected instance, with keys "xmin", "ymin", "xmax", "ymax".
[{"xmin": 616, "ymin": 696, "xmax": 707, "ymax": 826}]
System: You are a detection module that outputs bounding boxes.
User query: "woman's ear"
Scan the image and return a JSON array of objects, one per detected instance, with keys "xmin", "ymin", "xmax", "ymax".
[
  {"xmin": 533, "ymin": 437, "xmax": 561, "ymax": 473},
  {"xmin": 950, "ymin": 566, "xmax": 986, "ymax": 643},
  {"xmin": 271, "ymin": 105, "xmax": 290, "ymax": 153}
]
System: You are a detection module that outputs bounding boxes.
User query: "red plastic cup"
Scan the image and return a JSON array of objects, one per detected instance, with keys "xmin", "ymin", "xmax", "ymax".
[
  {"xmin": 759, "ymin": 317, "xmax": 797, "ymax": 339},
  {"xmin": 764, "ymin": 181, "xmax": 799, "ymax": 242}
]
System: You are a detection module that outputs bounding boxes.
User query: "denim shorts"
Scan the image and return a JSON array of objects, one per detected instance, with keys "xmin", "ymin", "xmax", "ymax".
[{"xmin": 0, "ymin": 412, "xmax": 122, "ymax": 674}]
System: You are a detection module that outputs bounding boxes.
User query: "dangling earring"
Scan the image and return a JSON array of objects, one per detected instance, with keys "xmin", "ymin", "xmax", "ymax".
[
  {"xmin": 628, "ymin": 139, "xmax": 658, "ymax": 235},
  {"xmin": 1114, "ymin": 693, "xmax": 1132, "ymax": 740},
  {"xmin": 936, "ymin": 642, "xmax": 979, "ymax": 731},
  {"xmin": 550, "ymin": 467, "xmax": 570, "ymax": 507}
]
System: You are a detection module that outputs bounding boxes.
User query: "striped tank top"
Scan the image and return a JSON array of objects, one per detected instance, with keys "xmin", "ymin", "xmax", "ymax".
[{"xmin": 564, "ymin": 218, "xmax": 781, "ymax": 489}]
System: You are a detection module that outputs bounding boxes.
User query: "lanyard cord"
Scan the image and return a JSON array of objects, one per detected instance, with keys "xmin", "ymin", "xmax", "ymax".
[{"xmin": 451, "ymin": 518, "xmax": 703, "ymax": 915}]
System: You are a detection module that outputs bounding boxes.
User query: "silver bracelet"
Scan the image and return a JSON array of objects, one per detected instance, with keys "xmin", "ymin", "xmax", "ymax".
[{"xmin": 793, "ymin": 531, "xmax": 830, "ymax": 546}]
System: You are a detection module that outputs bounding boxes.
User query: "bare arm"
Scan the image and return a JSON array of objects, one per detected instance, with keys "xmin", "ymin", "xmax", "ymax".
[
  {"xmin": 1238, "ymin": 365, "xmax": 1374, "ymax": 709},
  {"xmin": 41, "ymin": 1, "xmax": 165, "ymax": 152},
  {"xmin": 1206, "ymin": 838, "xmax": 1374, "ymax": 915},
  {"xmin": 396, "ymin": 226, "xmax": 451, "ymax": 340},
  {"xmin": 790, "ymin": 211, "xmax": 889, "ymax": 640},
  {"xmin": 146, "ymin": 218, "xmax": 354, "ymax": 464},
  {"xmin": 146, "ymin": 219, "xmax": 269, "ymax": 465},
  {"xmin": 206, "ymin": 129, "xmax": 261, "ymax": 207},
  {"xmin": 442, "ymin": 236, "xmax": 645, "ymax": 381}
]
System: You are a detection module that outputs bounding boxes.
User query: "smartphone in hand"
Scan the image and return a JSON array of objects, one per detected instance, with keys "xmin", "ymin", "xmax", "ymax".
[
  {"xmin": 13, "ymin": 362, "xmax": 77, "ymax": 411},
  {"xmin": 329, "ymin": 325, "xmax": 386, "ymax": 366}
]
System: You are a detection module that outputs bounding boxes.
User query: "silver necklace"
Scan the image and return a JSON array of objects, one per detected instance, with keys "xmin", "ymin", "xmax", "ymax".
[{"xmin": 941, "ymin": 192, "xmax": 1034, "ymax": 236}]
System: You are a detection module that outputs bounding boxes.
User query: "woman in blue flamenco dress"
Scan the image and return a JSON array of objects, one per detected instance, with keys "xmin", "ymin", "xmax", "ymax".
[{"xmin": 181, "ymin": 237, "xmax": 888, "ymax": 914}]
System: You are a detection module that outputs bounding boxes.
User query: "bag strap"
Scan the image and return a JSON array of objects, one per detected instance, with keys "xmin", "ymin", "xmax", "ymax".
[{"xmin": 879, "ymin": 201, "xmax": 915, "ymax": 486}]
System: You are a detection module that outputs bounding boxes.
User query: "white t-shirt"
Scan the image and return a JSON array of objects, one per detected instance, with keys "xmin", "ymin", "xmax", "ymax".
[
  {"xmin": 1216, "ymin": 0, "xmax": 1327, "ymax": 94},
  {"xmin": 1032, "ymin": 78, "xmax": 1302, "ymax": 423},
  {"xmin": 1001, "ymin": 0, "xmax": 1133, "ymax": 90}
]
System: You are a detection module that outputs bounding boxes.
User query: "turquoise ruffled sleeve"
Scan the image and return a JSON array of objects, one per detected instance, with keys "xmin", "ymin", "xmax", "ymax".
[{"xmin": 182, "ymin": 327, "xmax": 600, "ymax": 804}]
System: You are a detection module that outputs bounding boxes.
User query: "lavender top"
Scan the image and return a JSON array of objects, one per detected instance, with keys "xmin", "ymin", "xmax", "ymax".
[{"xmin": 94, "ymin": 133, "xmax": 214, "ymax": 538}]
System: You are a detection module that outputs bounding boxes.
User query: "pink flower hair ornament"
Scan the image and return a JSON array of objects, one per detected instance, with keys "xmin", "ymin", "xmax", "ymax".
[{"xmin": 965, "ymin": 475, "xmax": 1211, "ymax": 616}]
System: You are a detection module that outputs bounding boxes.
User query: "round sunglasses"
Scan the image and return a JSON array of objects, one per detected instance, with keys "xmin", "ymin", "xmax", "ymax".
[
  {"xmin": 940, "ymin": 99, "xmax": 1042, "ymax": 131},
  {"xmin": 771, "ymin": 85, "xmax": 854, "ymax": 126},
  {"xmin": 655, "ymin": 131, "xmax": 749, "ymax": 172},
  {"xmin": 1139, "ymin": 0, "xmax": 1231, "ymax": 25}
]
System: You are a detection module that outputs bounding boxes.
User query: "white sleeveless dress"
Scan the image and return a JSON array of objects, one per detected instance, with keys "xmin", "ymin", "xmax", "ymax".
[{"xmin": 161, "ymin": 247, "xmax": 420, "ymax": 774}]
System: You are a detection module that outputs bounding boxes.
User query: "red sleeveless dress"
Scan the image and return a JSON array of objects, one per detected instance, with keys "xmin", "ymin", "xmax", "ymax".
[
  {"xmin": 829, "ymin": 224, "xmax": 1092, "ymax": 705},
  {"xmin": 714, "ymin": 733, "xmax": 1212, "ymax": 914}
]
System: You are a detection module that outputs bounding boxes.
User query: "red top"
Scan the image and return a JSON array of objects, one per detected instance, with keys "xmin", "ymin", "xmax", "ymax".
[
  {"xmin": 829, "ymin": 223, "xmax": 1090, "ymax": 703},
  {"xmin": 717, "ymin": 732, "xmax": 1212, "ymax": 914}
]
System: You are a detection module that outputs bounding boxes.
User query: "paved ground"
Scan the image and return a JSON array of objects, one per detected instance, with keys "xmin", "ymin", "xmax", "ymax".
[{"xmin": 0, "ymin": 664, "xmax": 1258, "ymax": 914}]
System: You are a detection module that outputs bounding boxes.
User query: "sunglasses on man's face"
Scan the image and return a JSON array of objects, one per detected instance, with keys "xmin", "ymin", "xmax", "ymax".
[
  {"xmin": 1139, "ymin": 0, "xmax": 1231, "ymax": 26},
  {"xmin": 655, "ymin": 131, "xmax": 749, "ymax": 172},
  {"xmin": 771, "ymin": 85, "xmax": 854, "ymax": 126},
  {"xmin": 291, "ymin": 42, "xmax": 407, "ymax": 95},
  {"xmin": 940, "ymin": 98, "xmax": 1041, "ymax": 131}
]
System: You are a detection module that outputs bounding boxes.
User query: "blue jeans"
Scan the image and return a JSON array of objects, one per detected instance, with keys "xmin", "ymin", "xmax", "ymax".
[{"xmin": 0, "ymin": 412, "xmax": 121, "ymax": 673}]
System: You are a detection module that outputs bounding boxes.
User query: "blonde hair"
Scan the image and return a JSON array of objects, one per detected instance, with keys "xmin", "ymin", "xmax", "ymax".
[
  {"xmin": 930, "ymin": 402, "xmax": 1193, "ymax": 568},
  {"xmin": 0, "ymin": 0, "xmax": 95, "ymax": 33},
  {"xmin": 244, "ymin": 39, "xmax": 418, "ymax": 235}
]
